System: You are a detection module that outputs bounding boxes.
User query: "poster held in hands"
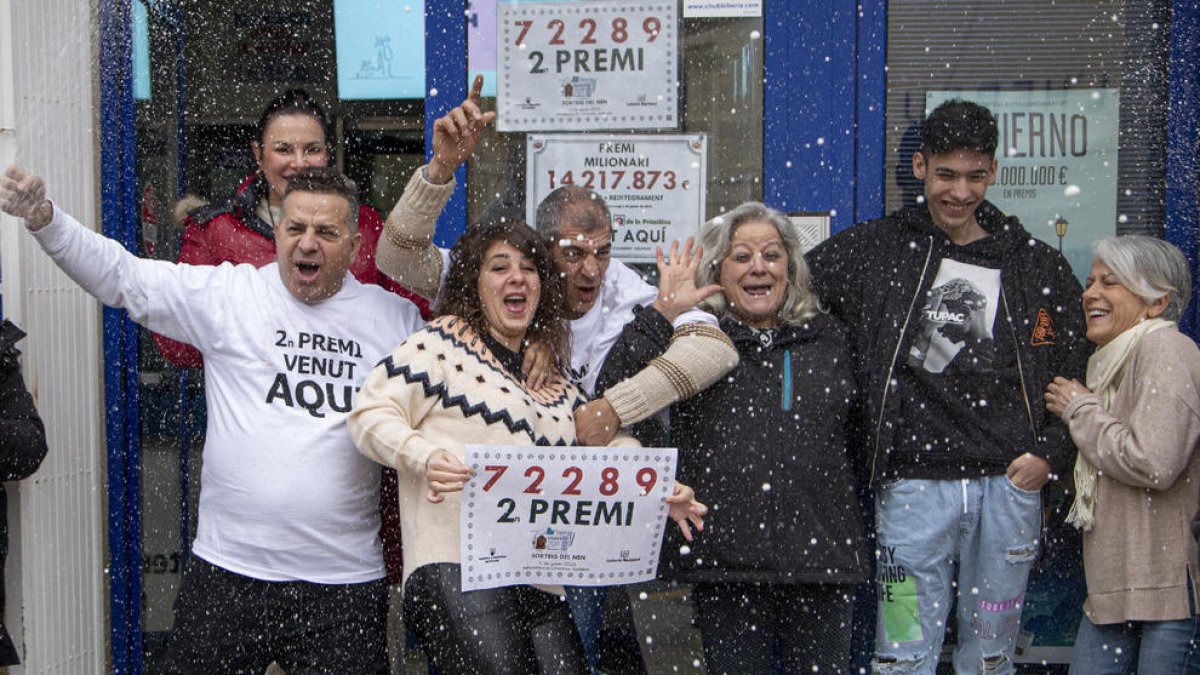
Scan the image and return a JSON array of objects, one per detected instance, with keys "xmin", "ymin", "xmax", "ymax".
[{"xmin": 461, "ymin": 444, "xmax": 678, "ymax": 591}]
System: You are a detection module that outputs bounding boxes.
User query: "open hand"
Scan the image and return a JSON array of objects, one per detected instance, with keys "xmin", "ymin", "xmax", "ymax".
[
  {"xmin": 650, "ymin": 238, "xmax": 721, "ymax": 323},
  {"xmin": 665, "ymin": 482, "xmax": 707, "ymax": 542}
]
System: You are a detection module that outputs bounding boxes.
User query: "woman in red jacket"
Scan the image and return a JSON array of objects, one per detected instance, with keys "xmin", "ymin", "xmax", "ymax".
[{"xmin": 154, "ymin": 88, "xmax": 429, "ymax": 367}]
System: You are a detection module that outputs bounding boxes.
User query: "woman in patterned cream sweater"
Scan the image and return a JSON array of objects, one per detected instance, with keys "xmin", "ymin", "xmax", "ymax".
[{"xmin": 350, "ymin": 220, "xmax": 703, "ymax": 674}]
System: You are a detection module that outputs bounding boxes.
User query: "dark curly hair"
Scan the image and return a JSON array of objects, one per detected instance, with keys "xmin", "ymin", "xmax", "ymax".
[
  {"xmin": 436, "ymin": 220, "xmax": 570, "ymax": 376},
  {"xmin": 921, "ymin": 99, "xmax": 998, "ymax": 158}
]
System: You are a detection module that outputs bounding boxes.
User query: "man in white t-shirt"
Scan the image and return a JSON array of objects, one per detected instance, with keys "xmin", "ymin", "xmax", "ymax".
[{"xmin": 1, "ymin": 165, "xmax": 422, "ymax": 673}]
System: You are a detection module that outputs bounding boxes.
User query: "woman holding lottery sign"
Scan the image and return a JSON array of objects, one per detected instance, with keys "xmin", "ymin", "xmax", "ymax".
[
  {"xmin": 349, "ymin": 220, "xmax": 705, "ymax": 674},
  {"xmin": 597, "ymin": 202, "xmax": 868, "ymax": 674}
]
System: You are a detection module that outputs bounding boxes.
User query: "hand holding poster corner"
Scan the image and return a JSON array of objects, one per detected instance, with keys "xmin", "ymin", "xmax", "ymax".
[{"xmin": 461, "ymin": 445, "xmax": 678, "ymax": 591}]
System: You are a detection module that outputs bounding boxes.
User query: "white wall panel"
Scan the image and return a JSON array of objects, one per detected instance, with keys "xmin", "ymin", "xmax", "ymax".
[{"xmin": 4, "ymin": 0, "xmax": 107, "ymax": 671}]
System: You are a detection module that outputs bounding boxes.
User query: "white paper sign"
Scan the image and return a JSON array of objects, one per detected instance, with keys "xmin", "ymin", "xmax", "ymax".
[
  {"xmin": 526, "ymin": 133, "xmax": 707, "ymax": 263},
  {"xmin": 461, "ymin": 445, "xmax": 678, "ymax": 591},
  {"xmin": 682, "ymin": 0, "xmax": 762, "ymax": 18},
  {"xmin": 497, "ymin": 1, "xmax": 679, "ymax": 131}
]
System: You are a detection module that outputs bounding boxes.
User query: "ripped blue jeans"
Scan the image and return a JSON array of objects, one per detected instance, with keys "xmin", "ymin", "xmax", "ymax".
[{"xmin": 872, "ymin": 476, "xmax": 1041, "ymax": 675}]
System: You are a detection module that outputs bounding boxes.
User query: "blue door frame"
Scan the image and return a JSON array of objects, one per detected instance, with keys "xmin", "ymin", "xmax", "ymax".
[
  {"xmin": 98, "ymin": 1, "xmax": 1199, "ymax": 670},
  {"xmin": 98, "ymin": 1, "xmax": 144, "ymax": 673},
  {"xmin": 426, "ymin": 3, "xmax": 470, "ymax": 248},
  {"xmin": 763, "ymin": 1, "xmax": 888, "ymax": 229},
  {"xmin": 1165, "ymin": 1, "xmax": 1200, "ymax": 335}
]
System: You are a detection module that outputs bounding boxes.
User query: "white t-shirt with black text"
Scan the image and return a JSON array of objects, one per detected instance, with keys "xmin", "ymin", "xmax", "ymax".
[{"xmin": 33, "ymin": 208, "xmax": 425, "ymax": 583}]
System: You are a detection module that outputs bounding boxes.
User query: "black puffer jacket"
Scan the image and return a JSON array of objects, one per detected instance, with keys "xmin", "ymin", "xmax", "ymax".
[
  {"xmin": 0, "ymin": 321, "xmax": 48, "ymax": 665},
  {"xmin": 598, "ymin": 308, "xmax": 867, "ymax": 585},
  {"xmin": 806, "ymin": 202, "xmax": 1090, "ymax": 485}
]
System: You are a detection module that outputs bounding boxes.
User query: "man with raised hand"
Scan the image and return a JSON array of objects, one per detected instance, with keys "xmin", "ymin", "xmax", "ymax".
[
  {"xmin": 378, "ymin": 75, "xmax": 735, "ymax": 438},
  {"xmin": 2, "ymin": 164, "xmax": 422, "ymax": 674}
]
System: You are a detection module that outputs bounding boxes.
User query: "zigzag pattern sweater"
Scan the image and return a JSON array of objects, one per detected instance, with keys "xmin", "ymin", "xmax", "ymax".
[{"xmin": 350, "ymin": 316, "xmax": 634, "ymax": 587}]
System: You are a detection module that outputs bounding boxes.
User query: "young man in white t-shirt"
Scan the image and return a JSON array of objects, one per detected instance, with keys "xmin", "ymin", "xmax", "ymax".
[{"xmin": 2, "ymin": 165, "xmax": 423, "ymax": 673}]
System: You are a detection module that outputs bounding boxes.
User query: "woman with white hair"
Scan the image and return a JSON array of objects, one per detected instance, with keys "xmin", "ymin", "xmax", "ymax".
[
  {"xmin": 1044, "ymin": 235, "xmax": 1200, "ymax": 674},
  {"xmin": 596, "ymin": 202, "xmax": 866, "ymax": 674}
]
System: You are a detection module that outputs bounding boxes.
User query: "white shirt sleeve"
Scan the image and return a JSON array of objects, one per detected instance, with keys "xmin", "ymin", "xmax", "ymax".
[
  {"xmin": 31, "ymin": 204, "xmax": 233, "ymax": 352},
  {"xmin": 674, "ymin": 307, "xmax": 719, "ymax": 328},
  {"xmin": 435, "ymin": 246, "xmax": 452, "ymax": 304}
]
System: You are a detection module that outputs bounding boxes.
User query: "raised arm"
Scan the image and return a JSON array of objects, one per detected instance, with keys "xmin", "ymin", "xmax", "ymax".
[
  {"xmin": 577, "ymin": 240, "xmax": 737, "ymax": 446},
  {"xmin": 2, "ymin": 166, "xmax": 148, "ymax": 304},
  {"xmin": 2, "ymin": 165, "xmax": 229, "ymax": 349},
  {"xmin": 151, "ymin": 205, "xmax": 217, "ymax": 368},
  {"xmin": 1, "ymin": 166, "xmax": 53, "ymax": 230},
  {"xmin": 376, "ymin": 75, "xmax": 496, "ymax": 300},
  {"xmin": 601, "ymin": 322, "xmax": 736, "ymax": 424}
]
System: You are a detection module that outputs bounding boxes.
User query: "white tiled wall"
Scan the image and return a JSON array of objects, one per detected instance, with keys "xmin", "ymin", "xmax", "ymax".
[{"xmin": 3, "ymin": 0, "xmax": 107, "ymax": 671}]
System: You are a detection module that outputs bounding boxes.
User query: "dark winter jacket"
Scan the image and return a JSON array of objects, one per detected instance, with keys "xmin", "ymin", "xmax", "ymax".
[
  {"xmin": 152, "ymin": 173, "xmax": 432, "ymax": 368},
  {"xmin": 806, "ymin": 201, "xmax": 1089, "ymax": 485},
  {"xmin": 0, "ymin": 321, "xmax": 48, "ymax": 665},
  {"xmin": 597, "ymin": 307, "xmax": 868, "ymax": 585}
]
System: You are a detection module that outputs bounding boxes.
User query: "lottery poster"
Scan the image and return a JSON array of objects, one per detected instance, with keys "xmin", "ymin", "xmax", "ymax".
[
  {"xmin": 526, "ymin": 133, "xmax": 707, "ymax": 263},
  {"xmin": 497, "ymin": 1, "xmax": 679, "ymax": 131},
  {"xmin": 460, "ymin": 444, "xmax": 678, "ymax": 591}
]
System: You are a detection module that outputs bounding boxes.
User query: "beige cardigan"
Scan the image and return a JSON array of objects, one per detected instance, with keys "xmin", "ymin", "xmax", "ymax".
[{"xmin": 1063, "ymin": 327, "xmax": 1200, "ymax": 624}]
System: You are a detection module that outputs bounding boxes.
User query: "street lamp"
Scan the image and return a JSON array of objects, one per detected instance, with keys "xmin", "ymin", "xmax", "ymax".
[{"xmin": 1054, "ymin": 217, "xmax": 1069, "ymax": 253}]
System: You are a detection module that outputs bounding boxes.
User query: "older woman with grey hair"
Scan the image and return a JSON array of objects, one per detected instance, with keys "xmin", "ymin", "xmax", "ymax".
[
  {"xmin": 596, "ymin": 201, "xmax": 867, "ymax": 674},
  {"xmin": 1044, "ymin": 235, "xmax": 1200, "ymax": 674}
]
